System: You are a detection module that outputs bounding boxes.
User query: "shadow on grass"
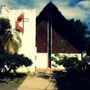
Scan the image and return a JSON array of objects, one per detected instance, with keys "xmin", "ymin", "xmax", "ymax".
[
  {"xmin": 53, "ymin": 70, "xmax": 90, "ymax": 90},
  {"xmin": 0, "ymin": 72, "xmax": 27, "ymax": 85},
  {"xmin": 36, "ymin": 72, "xmax": 51, "ymax": 79},
  {"xmin": 0, "ymin": 72, "xmax": 27, "ymax": 78}
]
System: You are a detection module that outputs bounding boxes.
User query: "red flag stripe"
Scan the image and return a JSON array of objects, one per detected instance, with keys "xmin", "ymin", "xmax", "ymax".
[
  {"xmin": 17, "ymin": 13, "xmax": 24, "ymax": 21},
  {"xmin": 15, "ymin": 13, "xmax": 24, "ymax": 32}
]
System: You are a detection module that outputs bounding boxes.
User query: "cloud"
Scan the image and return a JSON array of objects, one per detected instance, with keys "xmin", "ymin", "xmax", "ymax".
[
  {"xmin": 36, "ymin": 1, "xmax": 47, "ymax": 16},
  {"xmin": 53, "ymin": 0, "xmax": 84, "ymax": 6},
  {"xmin": 0, "ymin": 0, "xmax": 89, "ymax": 23},
  {"xmin": 51, "ymin": 0, "xmax": 88, "ymax": 22},
  {"xmin": 78, "ymin": 0, "xmax": 90, "ymax": 8},
  {"xmin": 58, "ymin": 6, "xmax": 86, "ymax": 21},
  {"xmin": 35, "ymin": 0, "xmax": 87, "ymax": 21},
  {"xmin": 76, "ymin": 0, "xmax": 90, "ymax": 24},
  {"xmin": 0, "ymin": 0, "xmax": 37, "ymax": 8},
  {"xmin": 68, "ymin": 0, "xmax": 85, "ymax": 6},
  {"xmin": 6, "ymin": 0, "xmax": 52, "ymax": 9},
  {"xmin": 0, "ymin": 0, "xmax": 7, "ymax": 6}
]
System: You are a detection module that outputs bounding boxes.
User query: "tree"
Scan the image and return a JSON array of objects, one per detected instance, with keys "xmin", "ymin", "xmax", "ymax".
[
  {"xmin": 68, "ymin": 19, "xmax": 87, "ymax": 39},
  {"xmin": 0, "ymin": 53, "xmax": 32, "ymax": 73},
  {"xmin": 0, "ymin": 18, "xmax": 32, "ymax": 73},
  {"xmin": 68, "ymin": 19, "xmax": 90, "ymax": 53},
  {"xmin": 0, "ymin": 18, "xmax": 11, "ymax": 35},
  {"xmin": 0, "ymin": 18, "xmax": 22, "ymax": 53},
  {"xmin": 3, "ymin": 30, "xmax": 22, "ymax": 53}
]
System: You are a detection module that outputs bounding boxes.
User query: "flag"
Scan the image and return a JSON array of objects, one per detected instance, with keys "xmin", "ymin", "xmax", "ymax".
[
  {"xmin": 17, "ymin": 13, "xmax": 24, "ymax": 21},
  {"xmin": 15, "ymin": 21, "xmax": 23, "ymax": 32},
  {"xmin": 15, "ymin": 13, "xmax": 24, "ymax": 32}
]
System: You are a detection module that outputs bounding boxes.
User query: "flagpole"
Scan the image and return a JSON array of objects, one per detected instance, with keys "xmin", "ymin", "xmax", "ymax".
[
  {"xmin": 47, "ymin": 9, "xmax": 52, "ymax": 68},
  {"xmin": 22, "ymin": 13, "xmax": 24, "ymax": 34}
]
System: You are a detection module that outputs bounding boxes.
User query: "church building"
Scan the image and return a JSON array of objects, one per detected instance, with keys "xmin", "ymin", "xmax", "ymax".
[
  {"xmin": 36, "ymin": 2, "xmax": 85, "ymax": 69},
  {"xmin": 0, "ymin": 2, "xmax": 85, "ymax": 71}
]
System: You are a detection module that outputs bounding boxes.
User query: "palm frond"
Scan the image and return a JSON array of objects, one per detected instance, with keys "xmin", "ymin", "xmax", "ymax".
[{"xmin": 3, "ymin": 29, "xmax": 22, "ymax": 53}]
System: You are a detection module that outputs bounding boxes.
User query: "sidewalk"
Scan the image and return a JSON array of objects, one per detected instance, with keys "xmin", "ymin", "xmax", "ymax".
[{"xmin": 17, "ymin": 70, "xmax": 57, "ymax": 90}]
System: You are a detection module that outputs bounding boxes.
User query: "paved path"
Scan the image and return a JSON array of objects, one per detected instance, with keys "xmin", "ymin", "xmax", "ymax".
[{"xmin": 17, "ymin": 70, "xmax": 57, "ymax": 90}]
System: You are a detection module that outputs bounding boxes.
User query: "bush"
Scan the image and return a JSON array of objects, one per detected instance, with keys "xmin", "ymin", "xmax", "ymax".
[
  {"xmin": 51, "ymin": 55, "xmax": 88, "ymax": 74},
  {"xmin": 0, "ymin": 53, "xmax": 33, "ymax": 73}
]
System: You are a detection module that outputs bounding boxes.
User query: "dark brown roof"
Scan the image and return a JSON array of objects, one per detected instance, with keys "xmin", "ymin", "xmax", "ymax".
[{"xmin": 36, "ymin": 2, "xmax": 85, "ymax": 53}]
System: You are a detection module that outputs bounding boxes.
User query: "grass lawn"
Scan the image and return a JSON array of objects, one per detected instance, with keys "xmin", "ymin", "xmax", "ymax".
[{"xmin": 0, "ymin": 73, "xmax": 27, "ymax": 90}]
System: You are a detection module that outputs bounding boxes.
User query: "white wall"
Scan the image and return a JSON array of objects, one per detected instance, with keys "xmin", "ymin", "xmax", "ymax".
[
  {"xmin": 36, "ymin": 53, "xmax": 82, "ymax": 70},
  {"xmin": 36, "ymin": 53, "xmax": 48, "ymax": 69},
  {"xmin": 17, "ymin": 9, "xmax": 36, "ymax": 72}
]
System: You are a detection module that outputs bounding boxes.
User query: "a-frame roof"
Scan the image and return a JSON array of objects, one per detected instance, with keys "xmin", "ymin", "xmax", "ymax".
[{"xmin": 36, "ymin": 2, "xmax": 85, "ymax": 53}]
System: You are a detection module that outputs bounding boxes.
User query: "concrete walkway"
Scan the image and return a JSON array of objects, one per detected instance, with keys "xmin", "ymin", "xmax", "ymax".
[{"xmin": 17, "ymin": 70, "xmax": 57, "ymax": 90}]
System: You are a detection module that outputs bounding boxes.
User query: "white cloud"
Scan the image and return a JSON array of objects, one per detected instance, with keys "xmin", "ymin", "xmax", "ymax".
[
  {"xmin": 78, "ymin": 0, "xmax": 90, "ymax": 8},
  {"xmin": 36, "ymin": 1, "xmax": 47, "ymax": 16},
  {"xmin": 35, "ymin": 0, "xmax": 89, "ymax": 23},
  {"xmin": 55, "ymin": 4, "xmax": 87, "ymax": 22},
  {"xmin": 0, "ymin": 0, "xmax": 89, "ymax": 23},
  {"xmin": 51, "ymin": 0, "xmax": 89, "ymax": 23},
  {"xmin": 0, "ymin": 0, "xmax": 7, "ymax": 6},
  {"xmin": 62, "ymin": 7, "xmax": 85, "ymax": 20}
]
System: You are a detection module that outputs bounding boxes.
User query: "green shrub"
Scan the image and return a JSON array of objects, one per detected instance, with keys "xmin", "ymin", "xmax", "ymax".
[
  {"xmin": 0, "ymin": 53, "xmax": 33, "ymax": 73},
  {"xmin": 51, "ymin": 54, "xmax": 87, "ymax": 73}
]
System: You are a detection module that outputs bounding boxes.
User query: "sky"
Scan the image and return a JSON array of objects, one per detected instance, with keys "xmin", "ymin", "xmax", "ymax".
[{"xmin": 0, "ymin": 0, "xmax": 90, "ymax": 30}]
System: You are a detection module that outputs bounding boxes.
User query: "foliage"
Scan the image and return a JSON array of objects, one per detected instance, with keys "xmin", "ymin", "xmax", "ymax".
[
  {"xmin": 51, "ymin": 54, "xmax": 88, "ymax": 73},
  {"xmin": 59, "ymin": 57, "xmax": 87, "ymax": 72},
  {"xmin": 0, "ymin": 18, "xmax": 11, "ymax": 35},
  {"xmin": 0, "ymin": 16, "xmax": 32, "ymax": 76},
  {"xmin": 69, "ymin": 19, "xmax": 87, "ymax": 38},
  {"xmin": 52, "ymin": 55, "xmax": 90, "ymax": 90},
  {"xmin": 0, "ymin": 18, "xmax": 22, "ymax": 54},
  {"xmin": 0, "ymin": 53, "xmax": 33, "ymax": 73},
  {"xmin": 3, "ymin": 30, "xmax": 22, "ymax": 53},
  {"xmin": 51, "ymin": 54, "xmax": 67, "ymax": 68}
]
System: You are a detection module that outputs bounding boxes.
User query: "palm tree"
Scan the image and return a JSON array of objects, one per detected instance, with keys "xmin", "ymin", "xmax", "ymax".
[
  {"xmin": 0, "ymin": 18, "xmax": 22, "ymax": 54},
  {"xmin": 2, "ymin": 29, "xmax": 22, "ymax": 53}
]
